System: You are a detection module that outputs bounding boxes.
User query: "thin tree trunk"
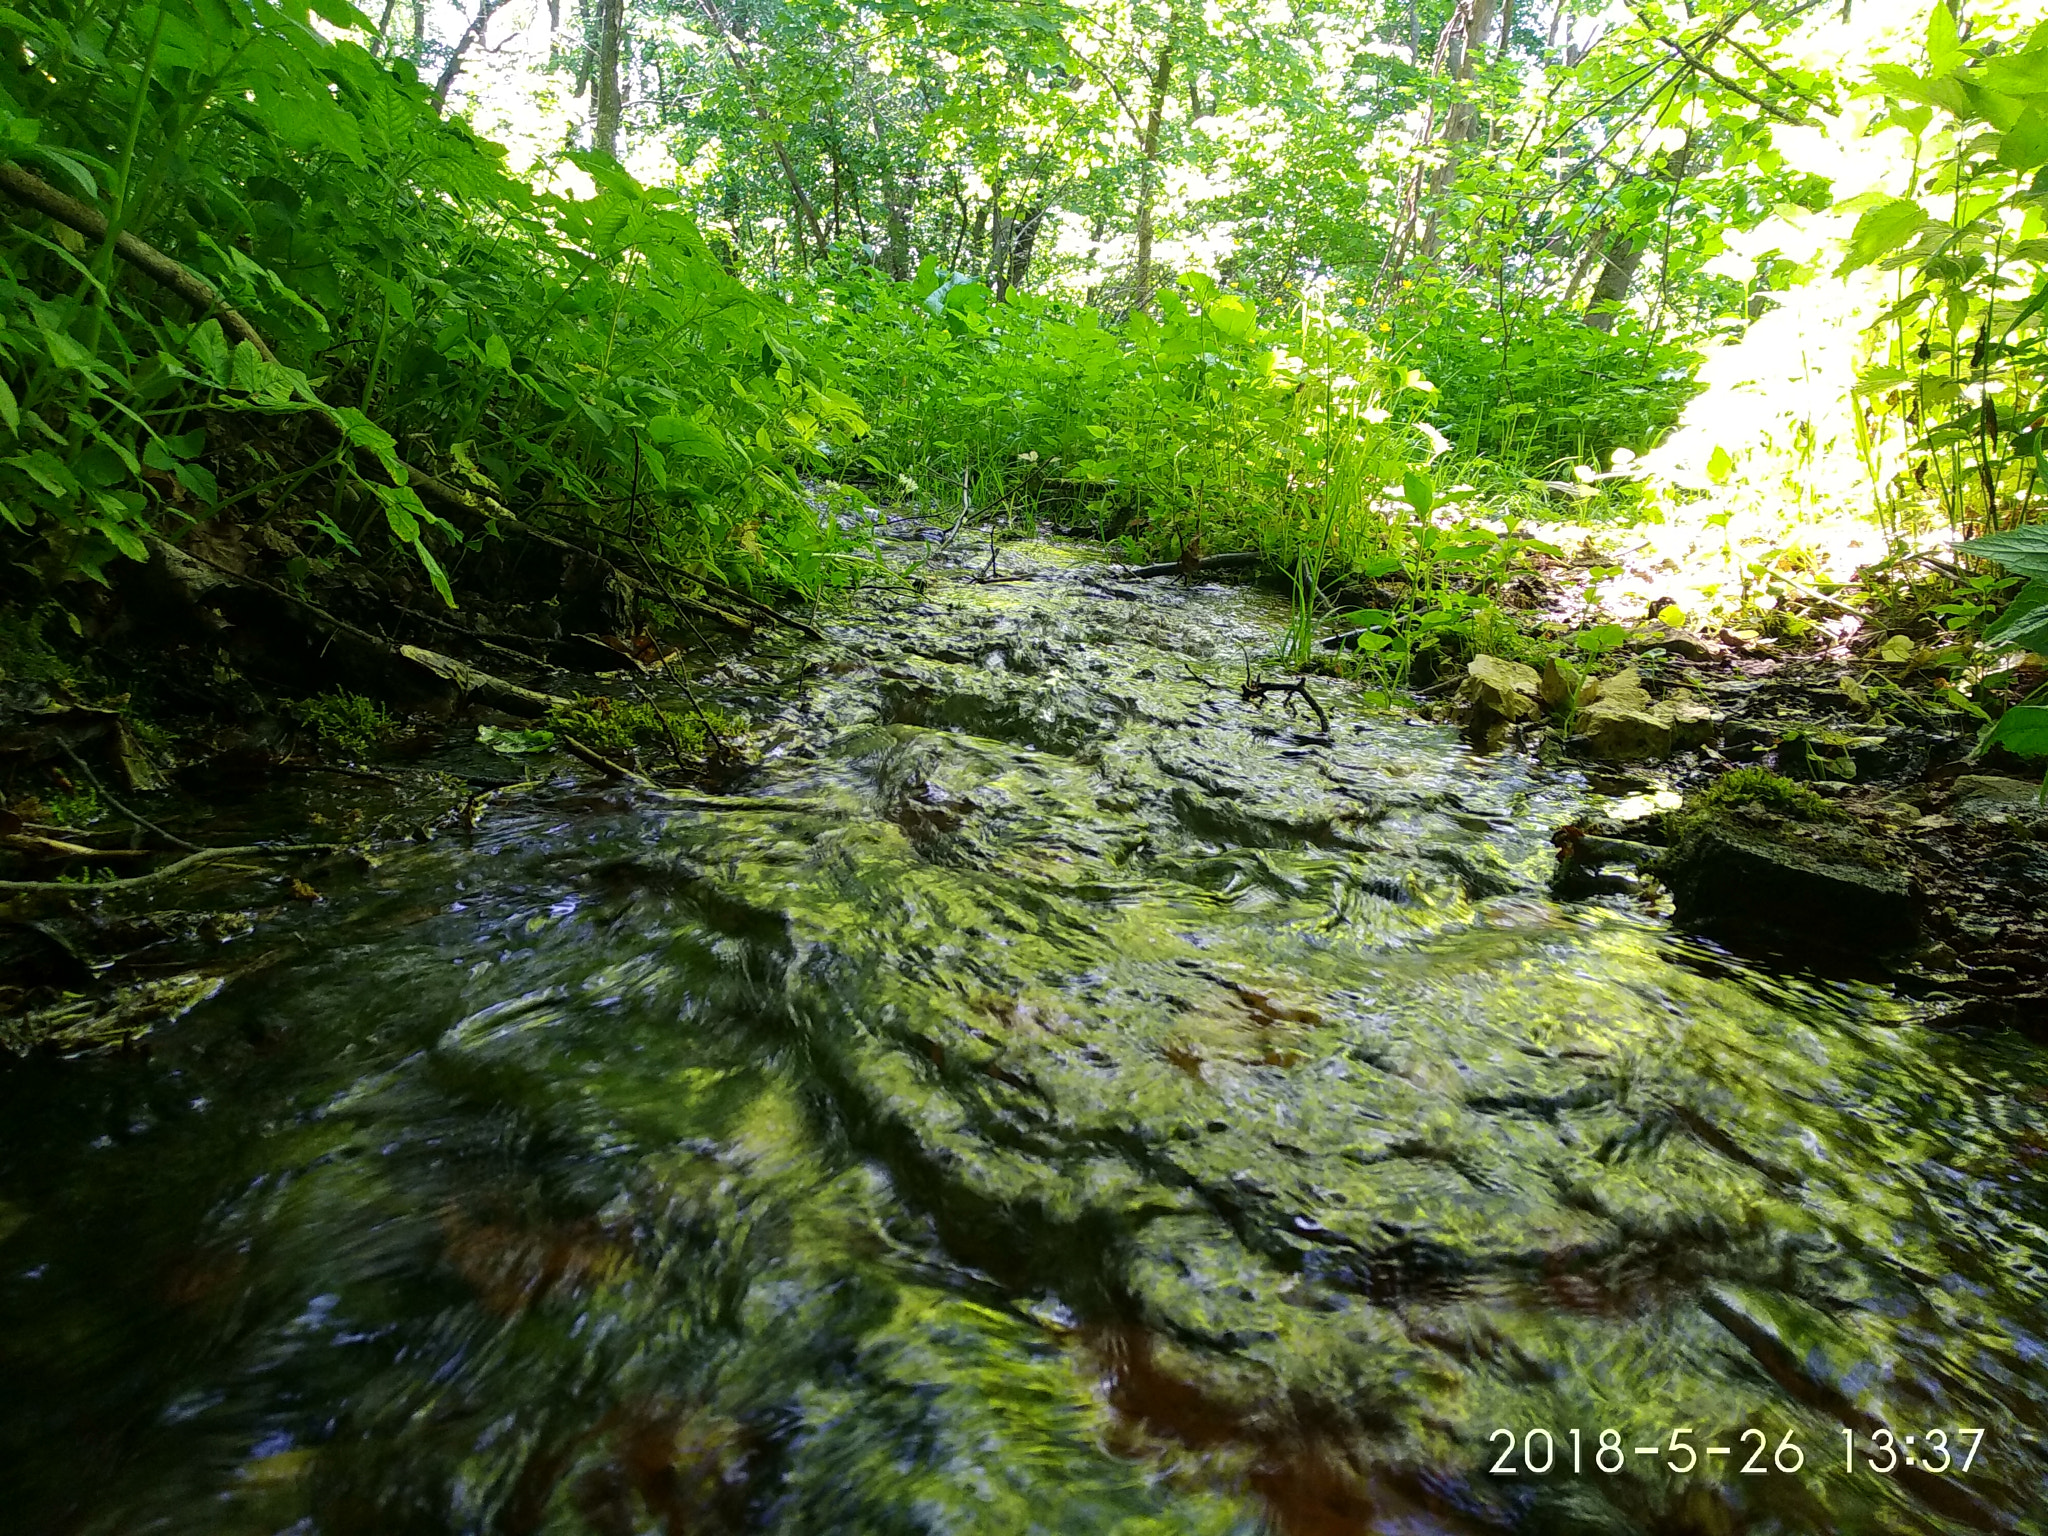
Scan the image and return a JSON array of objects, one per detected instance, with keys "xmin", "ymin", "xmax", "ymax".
[
  {"xmin": 432, "ymin": 0, "xmax": 513, "ymax": 109},
  {"xmin": 370, "ymin": 0, "xmax": 400, "ymax": 58},
  {"xmin": 868, "ymin": 92, "xmax": 916, "ymax": 280},
  {"xmin": 1006, "ymin": 203, "xmax": 1049, "ymax": 294},
  {"xmin": 1496, "ymin": 0, "xmax": 1515, "ymax": 62},
  {"xmin": 1417, "ymin": 0, "xmax": 1498, "ymax": 258},
  {"xmin": 591, "ymin": 0, "xmax": 625, "ymax": 158},
  {"xmin": 1583, "ymin": 138, "xmax": 1691, "ymax": 330},
  {"xmin": 1131, "ymin": 33, "xmax": 1178, "ymax": 313},
  {"xmin": 692, "ymin": 0, "xmax": 828, "ymax": 258}
]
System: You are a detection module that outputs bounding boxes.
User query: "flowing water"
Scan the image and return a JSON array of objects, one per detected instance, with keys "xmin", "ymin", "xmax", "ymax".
[{"xmin": 3, "ymin": 538, "xmax": 2046, "ymax": 1535}]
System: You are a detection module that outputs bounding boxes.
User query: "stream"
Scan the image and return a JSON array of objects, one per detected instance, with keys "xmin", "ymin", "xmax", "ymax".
[{"xmin": 3, "ymin": 537, "xmax": 2045, "ymax": 1535}]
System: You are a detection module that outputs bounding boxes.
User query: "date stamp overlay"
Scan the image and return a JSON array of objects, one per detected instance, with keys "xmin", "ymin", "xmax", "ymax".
[{"xmin": 1487, "ymin": 1426, "xmax": 1988, "ymax": 1479}]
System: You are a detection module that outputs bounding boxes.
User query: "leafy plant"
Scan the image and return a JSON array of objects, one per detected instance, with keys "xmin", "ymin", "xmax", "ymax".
[{"xmin": 290, "ymin": 690, "xmax": 396, "ymax": 756}]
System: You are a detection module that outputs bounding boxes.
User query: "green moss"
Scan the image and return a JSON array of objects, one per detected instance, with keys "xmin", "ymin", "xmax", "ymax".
[
  {"xmin": 289, "ymin": 691, "xmax": 397, "ymax": 757},
  {"xmin": 546, "ymin": 696, "xmax": 741, "ymax": 761},
  {"xmin": 40, "ymin": 785, "xmax": 104, "ymax": 828},
  {"xmin": 1679, "ymin": 767, "xmax": 1843, "ymax": 829}
]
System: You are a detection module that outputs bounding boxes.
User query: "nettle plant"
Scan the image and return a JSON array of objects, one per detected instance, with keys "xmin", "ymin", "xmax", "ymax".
[
  {"xmin": 1, "ymin": 0, "xmax": 871, "ymax": 600},
  {"xmin": 1845, "ymin": 5, "xmax": 2048, "ymax": 537}
]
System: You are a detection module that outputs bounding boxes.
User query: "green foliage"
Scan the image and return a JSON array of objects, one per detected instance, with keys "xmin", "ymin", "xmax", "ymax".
[
  {"xmin": 1964, "ymin": 529, "xmax": 2048, "ymax": 659},
  {"xmin": 1846, "ymin": 8, "xmax": 2048, "ymax": 534},
  {"xmin": 0, "ymin": 0, "xmax": 870, "ymax": 597},
  {"xmin": 1390, "ymin": 286, "xmax": 1701, "ymax": 472},
  {"xmin": 821, "ymin": 265, "xmax": 1435, "ymax": 573},
  {"xmin": 1981, "ymin": 704, "xmax": 2048, "ymax": 761},
  {"xmin": 290, "ymin": 690, "xmax": 395, "ymax": 756},
  {"xmin": 0, "ymin": 603, "xmax": 75, "ymax": 686},
  {"xmin": 38, "ymin": 782, "xmax": 101, "ymax": 828},
  {"xmin": 545, "ymin": 695, "xmax": 738, "ymax": 761}
]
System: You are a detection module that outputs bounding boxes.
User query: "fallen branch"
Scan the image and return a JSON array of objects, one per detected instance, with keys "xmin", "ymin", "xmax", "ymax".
[
  {"xmin": 557, "ymin": 733, "xmax": 655, "ymax": 785},
  {"xmin": 1241, "ymin": 673, "xmax": 1330, "ymax": 734},
  {"xmin": 1118, "ymin": 551, "xmax": 1262, "ymax": 580},
  {"xmin": 0, "ymin": 842, "xmax": 337, "ymax": 894},
  {"xmin": 59, "ymin": 741, "xmax": 201, "ymax": 851}
]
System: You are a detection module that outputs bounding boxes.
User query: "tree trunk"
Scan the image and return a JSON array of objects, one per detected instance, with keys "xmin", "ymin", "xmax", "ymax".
[
  {"xmin": 1580, "ymin": 231, "xmax": 1644, "ymax": 331},
  {"xmin": 433, "ymin": 0, "xmax": 513, "ymax": 109},
  {"xmin": 868, "ymin": 94, "xmax": 916, "ymax": 280},
  {"xmin": 1416, "ymin": 0, "xmax": 1498, "ymax": 260},
  {"xmin": 1582, "ymin": 139, "xmax": 1691, "ymax": 330},
  {"xmin": 692, "ymin": 0, "xmax": 828, "ymax": 258},
  {"xmin": 591, "ymin": 0, "xmax": 625, "ymax": 159},
  {"xmin": 1006, "ymin": 203, "xmax": 1049, "ymax": 294},
  {"xmin": 1131, "ymin": 34, "xmax": 1178, "ymax": 313}
]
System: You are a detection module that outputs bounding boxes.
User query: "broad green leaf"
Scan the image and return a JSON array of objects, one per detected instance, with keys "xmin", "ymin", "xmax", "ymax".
[
  {"xmin": 174, "ymin": 462, "xmax": 219, "ymax": 505},
  {"xmin": 1959, "ymin": 525, "xmax": 2048, "ymax": 579},
  {"xmin": 1984, "ymin": 577, "xmax": 2048, "ymax": 654},
  {"xmin": 367, "ymin": 273, "xmax": 416, "ymax": 324},
  {"xmin": 483, "ymin": 333, "xmax": 513, "ymax": 371},
  {"xmin": 188, "ymin": 320, "xmax": 229, "ymax": 381},
  {"xmin": 1927, "ymin": 2, "xmax": 1963, "ymax": 74},
  {"xmin": 648, "ymin": 415, "xmax": 728, "ymax": 461},
  {"xmin": 1981, "ymin": 704, "xmax": 2048, "ymax": 760},
  {"xmin": 1835, "ymin": 199, "xmax": 1931, "ymax": 276},
  {"xmin": 478, "ymin": 725, "xmax": 557, "ymax": 755},
  {"xmin": 0, "ymin": 375, "xmax": 16, "ymax": 433},
  {"xmin": 7, "ymin": 449, "xmax": 76, "ymax": 497},
  {"xmin": 89, "ymin": 516, "xmax": 148, "ymax": 561},
  {"xmin": 1204, "ymin": 296, "xmax": 1256, "ymax": 343},
  {"xmin": 1401, "ymin": 469, "xmax": 1433, "ymax": 515},
  {"xmin": 1999, "ymin": 106, "xmax": 2048, "ymax": 169}
]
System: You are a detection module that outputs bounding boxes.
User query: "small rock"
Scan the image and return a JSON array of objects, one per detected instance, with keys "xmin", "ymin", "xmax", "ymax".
[
  {"xmin": 1634, "ymin": 627, "xmax": 1719, "ymax": 661},
  {"xmin": 1460, "ymin": 655, "xmax": 1542, "ymax": 726},
  {"xmin": 1950, "ymin": 773, "xmax": 2047, "ymax": 822},
  {"xmin": 1665, "ymin": 696, "xmax": 1724, "ymax": 749},
  {"xmin": 1658, "ymin": 820, "xmax": 1920, "ymax": 952},
  {"xmin": 1590, "ymin": 666, "xmax": 1653, "ymax": 711},
  {"xmin": 1539, "ymin": 658, "xmax": 1582, "ymax": 711},
  {"xmin": 1576, "ymin": 699, "xmax": 1673, "ymax": 760}
]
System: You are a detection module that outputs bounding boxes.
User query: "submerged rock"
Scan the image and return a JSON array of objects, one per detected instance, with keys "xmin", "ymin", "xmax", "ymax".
[{"xmin": 1657, "ymin": 818, "xmax": 1920, "ymax": 952}]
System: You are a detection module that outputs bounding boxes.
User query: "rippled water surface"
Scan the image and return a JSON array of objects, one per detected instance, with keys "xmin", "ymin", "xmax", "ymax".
[{"xmin": 4, "ymin": 540, "xmax": 2046, "ymax": 1535}]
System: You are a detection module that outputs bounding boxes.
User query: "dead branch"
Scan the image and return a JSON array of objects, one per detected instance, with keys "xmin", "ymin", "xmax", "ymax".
[
  {"xmin": 0, "ymin": 843, "xmax": 338, "ymax": 894},
  {"xmin": 1119, "ymin": 551, "xmax": 1262, "ymax": 579}
]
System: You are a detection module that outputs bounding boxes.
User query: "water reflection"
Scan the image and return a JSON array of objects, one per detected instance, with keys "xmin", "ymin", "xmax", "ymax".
[{"xmin": 2, "ymin": 542, "xmax": 2043, "ymax": 1534}]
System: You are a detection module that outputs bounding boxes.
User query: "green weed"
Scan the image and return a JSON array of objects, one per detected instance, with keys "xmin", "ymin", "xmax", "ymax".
[
  {"xmin": 546, "ymin": 697, "xmax": 741, "ymax": 762},
  {"xmin": 290, "ymin": 692, "xmax": 397, "ymax": 757}
]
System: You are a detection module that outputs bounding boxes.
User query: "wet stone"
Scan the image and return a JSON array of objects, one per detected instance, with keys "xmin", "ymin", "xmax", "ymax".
[{"xmin": 1658, "ymin": 817, "xmax": 1921, "ymax": 951}]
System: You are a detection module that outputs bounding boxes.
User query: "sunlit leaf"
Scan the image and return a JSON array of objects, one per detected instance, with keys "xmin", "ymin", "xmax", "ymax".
[{"xmin": 1980, "ymin": 705, "xmax": 2048, "ymax": 760}]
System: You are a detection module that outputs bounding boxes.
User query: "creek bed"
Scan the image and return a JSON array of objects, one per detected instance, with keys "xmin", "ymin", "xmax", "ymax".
[{"xmin": 2, "ymin": 538, "xmax": 2043, "ymax": 1534}]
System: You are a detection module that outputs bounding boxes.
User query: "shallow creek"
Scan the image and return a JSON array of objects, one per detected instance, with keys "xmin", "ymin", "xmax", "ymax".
[{"xmin": 3, "ymin": 538, "xmax": 2045, "ymax": 1535}]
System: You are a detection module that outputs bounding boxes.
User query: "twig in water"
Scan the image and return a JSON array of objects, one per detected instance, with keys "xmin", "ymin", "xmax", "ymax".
[
  {"xmin": 557, "ymin": 733, "xmax": 655, "ymax": 786},
  {"xmin": 1240, "ymin": 669, "xmax": 1331, "ymax": 734},
  {"xmin": 58, "ymin": 742, "xmax": 200, "ymax": 851},
  {"xmin": 0, "ymin": 843, "xmax": 340, "ymax": 893}
]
